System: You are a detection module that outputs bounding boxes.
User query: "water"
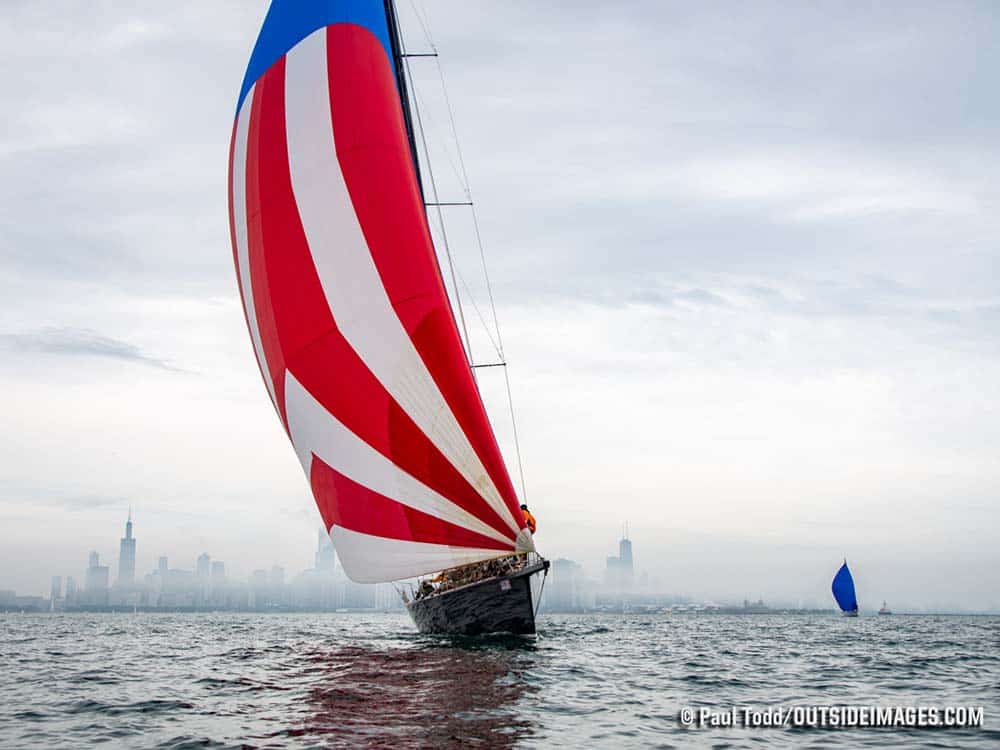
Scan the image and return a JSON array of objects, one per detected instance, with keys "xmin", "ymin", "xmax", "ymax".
[{"xmin": 0, "ymin": 613, "xmax": 996, "ymax": 749}]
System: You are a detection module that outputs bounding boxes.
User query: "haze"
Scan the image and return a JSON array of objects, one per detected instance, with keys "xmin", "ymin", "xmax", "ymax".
[{"xmin": 0, "ymin": 1, "xmax": 997, "ymax": 612}]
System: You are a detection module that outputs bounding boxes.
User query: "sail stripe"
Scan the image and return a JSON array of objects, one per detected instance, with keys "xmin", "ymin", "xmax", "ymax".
[
  {"xmin": 244, "ymin": 76, "xmax": 290, "ymax": 427},
  {"xmin": 311, "ymin": 460, "xmax": 511, "ymax": 554},
  {"xmin": 323, "ymin": 23, "xmax": 527, "ymax": 530},
  {"xmin": 239, "ymin": 54, "xmax": 517, "ymax": 543},
  {"xmin": 285, "ymin": 372, "xmax": 515, "ymax": 547},
  {"xmin": 229, "ymin": 84, "xmax": 279, "ymax": 417},
  {"xmin": 330, "ymin": 525, "xmax": 512, "ymax": 584},
  {"xmin": 283, "ymin": 29, "xmax": 523, "ymax": 536}
]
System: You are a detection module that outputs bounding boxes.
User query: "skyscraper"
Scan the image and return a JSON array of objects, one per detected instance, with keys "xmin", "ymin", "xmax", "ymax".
[
  {"xmin": 118, "ymin": 508, "xmax": 136, "ymax": 585},
  {"xmin": 619, "ymin": 537, "xmax": 633, "ymax": 573},
  {"xmin": 211, "ymin": 561, "xmax": 225, "ymax": 581},
  {"xmin": 85, "ymin": 552, "xmax": 109, "ymax": 594},
  {"xmin": 197, "ymin": 553, "xmax": 211, "ymax": 579},
  {"xmin": 315, "ymin": 530, "xmax": 336, "ymax": 572},
  {"xmin": 605, "ymin": 526, "xmax": 635, "ymax": 593}
]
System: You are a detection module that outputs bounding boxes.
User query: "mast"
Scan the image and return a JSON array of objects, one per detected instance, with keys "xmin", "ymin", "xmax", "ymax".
[{"xmin": 384, "ymin": 0, "xmax": 425, "ymax": 200}]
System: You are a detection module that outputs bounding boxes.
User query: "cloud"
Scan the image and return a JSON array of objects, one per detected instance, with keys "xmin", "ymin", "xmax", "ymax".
[
  {"xmin": 0, "ymin": 480, "xmax": 126, "ymax": 513},
  {"xmin": 0, "ymin": 327, "xmax": 181, "ymax": 371}
]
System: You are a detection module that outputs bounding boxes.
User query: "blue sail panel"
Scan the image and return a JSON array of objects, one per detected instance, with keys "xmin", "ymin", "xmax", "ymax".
[
  {"xmin": 236, "ymin": 0, "xmax": 396, "ymax": 115},
  {"xmin": 831, "ymin": 562, "xmax": 858, "ymax": 613}
]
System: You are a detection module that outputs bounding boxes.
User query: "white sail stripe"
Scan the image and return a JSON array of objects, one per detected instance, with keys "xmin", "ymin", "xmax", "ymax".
[
  {"xmin": 232, "ymin": 86, "xmax": 277, "ymax": 412},
  {"xmin": 282, "ymin": 30, "xmax": 521, "ymax": 535},
  {"xmin": 330, "ymin": 525, "xmax": 511, "ymax": 583},
  {"xmin": 284, "ymin": 371, "xmax": 516, "ymax": 548}
]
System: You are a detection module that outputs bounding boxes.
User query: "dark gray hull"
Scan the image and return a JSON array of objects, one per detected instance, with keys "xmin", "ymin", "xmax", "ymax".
[{"xmin": 406, "ymin": 561, "xmax": 548, "ymax": 636}]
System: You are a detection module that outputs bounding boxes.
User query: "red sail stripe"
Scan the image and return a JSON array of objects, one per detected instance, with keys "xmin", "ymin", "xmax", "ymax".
[
  {"xmin": 244, "ymin": 77, "xmax": 289, "ymax": 429},
  {"xmin": 240, "ymin": 56, "xmax": 516, "ymax": 543},
  {"xmin": 325, "ymin": 25, "xmax": 527, "ymax": 528},
  {"xmin": 311, "ymin": 457, "xmax": 513, "ymax": 551},
  {"xmin": 229, "ymin": 94, "xmax": 278, "ymax": 420}
]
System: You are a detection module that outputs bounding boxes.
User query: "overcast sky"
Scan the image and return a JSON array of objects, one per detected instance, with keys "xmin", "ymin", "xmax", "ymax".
[{"xmin": 1, "ymin": 1, "xmax": 997, "ymax": 611}]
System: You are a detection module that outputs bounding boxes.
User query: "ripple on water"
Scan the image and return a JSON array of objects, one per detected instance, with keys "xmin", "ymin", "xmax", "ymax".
[{"xmin": 0, "ymin": 613, "xmax": 996, "ymax": 749}]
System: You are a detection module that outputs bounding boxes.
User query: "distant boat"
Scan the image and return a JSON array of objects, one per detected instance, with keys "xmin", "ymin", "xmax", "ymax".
[
  {"xmin": 878, "ymin": 600, "xmax": 892, "ymax": 615},
  {"xmin": 832, "ymin": 560, "xmax": 859, "ymax": 617}
]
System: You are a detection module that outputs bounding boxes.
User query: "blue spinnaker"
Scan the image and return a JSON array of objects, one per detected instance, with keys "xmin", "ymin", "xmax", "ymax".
[{"xmin": 832, "ymin": 561, "xmax": 858, "ymax": 613}]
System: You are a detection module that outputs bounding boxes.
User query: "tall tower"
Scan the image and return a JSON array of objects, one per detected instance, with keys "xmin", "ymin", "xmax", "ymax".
[
  {"xmin": 118, "ymin": 508, "xmax": 136, "ymax": 585},
  {"xmin": 197, "ymin": 553, "xmax": 211, "ymax": 579},
  {"xmin": 619, "ymin": 538, "xmax": 633, "ymax": 571},
  {"xmin": 619, "ymin": 523, "xmax": 634, "ymax": 589}
]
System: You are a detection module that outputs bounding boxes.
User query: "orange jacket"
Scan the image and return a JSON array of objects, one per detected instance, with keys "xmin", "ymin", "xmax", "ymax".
[{"xmin": 522, "ymin": 509, "xmax": 537, "ymax": 534}]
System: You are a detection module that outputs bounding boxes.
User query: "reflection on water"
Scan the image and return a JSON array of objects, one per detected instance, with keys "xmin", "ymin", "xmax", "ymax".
[{"xmin": 287, "ymin": 637, "xmax": 538, "ymax": 748}]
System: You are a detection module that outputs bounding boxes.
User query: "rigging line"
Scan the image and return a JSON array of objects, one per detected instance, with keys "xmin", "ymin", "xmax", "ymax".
[
  {"xmin": 402, "ymin": 53, "xmax": 474, "ymax": 366},
  {"xmin": 408, "ymin": 0, "xmax": 438, "ymax": 53},
  {"xmin": 533, "ymin": 567, "xmax": 549, "ymax": 618},
  {"xmin": 448, "ymin": 244, "xmax": 502, "ymax": 360},
  {"xmin": 432, "ymin": 55, "xmax": 505, "ymax": 358},
  {"xmin": 469, "ymin": 207, "xmax": 505, "ymax": 360},
  {"xmin": 503, "ymin": 360, "xmax": 529, "ymax": 503},
  {"xmin": 433, "ymin": 56, "xmax": 472, "ymax": 198},
  {"xmin": 406, "ymin": 76, "xmax": 468, "ymax": 202},
  {"xmin": 408, "ymin": 83, "xmax": 502, "ymax": 360}
]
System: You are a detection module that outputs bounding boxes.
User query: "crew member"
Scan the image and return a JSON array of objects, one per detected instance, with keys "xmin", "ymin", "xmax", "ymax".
[{"xmin": 520, "ymin": 504, "xmax": 537, "ymax": 534}]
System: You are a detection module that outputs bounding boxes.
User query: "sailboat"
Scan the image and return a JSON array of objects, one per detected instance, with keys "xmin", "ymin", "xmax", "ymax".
[
  {"xmin": 831, "ymin": 560, "xmax": 859, "ymax": 617},
  {"xmin": 227, "ymin": 0, "xmax": 547, "ymax": 635},
  {"xmin": 878, "ymin": 600, "xmax": 892, "ymax": 615}
]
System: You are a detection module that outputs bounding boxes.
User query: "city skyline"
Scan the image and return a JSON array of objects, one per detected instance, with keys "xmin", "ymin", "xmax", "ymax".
[{"xmin": 2, "ymin": 509, "xmax": 994, "ymax": 615}]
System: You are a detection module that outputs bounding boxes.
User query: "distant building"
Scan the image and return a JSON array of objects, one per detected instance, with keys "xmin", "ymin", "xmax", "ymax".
[
  {"xmin": 619, "ymin": 537, "xmax": 633, "ymax": 574},
  {"xmin": 117, "ymin": 509, "xmax": 136, "ymax": 585},
  {"xmin": 315, "ymin": 530, "xmax": 336, "ymax": 572},
  {"xmin": 197, "ymin": 553, "xmax": 211, "ymax": 580},
  {"xmin": 605, "ymin": 529, "xmax": 635, "ymax": 595},
  {"xmin": 84, "ymin": 552, "xmax": 110, "ymax": 605},
  {"xmin": 344, "ymin": 579, "xmax": 376, "ymax": 609},
  {"xmin": 158, "ymin": 556, "xmax": 168, "ymax": 575},
  {"xmin": 545, "ymin": 558, "xmax": 586, "ymax": 612},
  {"xmin": 375, "ymin": 582, "xmax": 401, "ymax": 611},
  {"xmin": 211, "ymin": 561, "xmax": 225, "ymax": 581},
  {"xmin": 249, "ymin": 569, "xmax": 268, "ymax": 609},
  {"xmin": 270, "ymin": 566, "xmax": 285, "ymax": 587},
  {"xmin": 250, "ymin": 569, "xmax": 267, "ymax": 586},
  {"xmin": 65, "ymin": 576, "xmax": 77, "ymax": 601},
  {"xmin": 86, "ymin": 567, "xmax": 109, "ymax": 592},
  {"xmin": 50, "ymin": 575, "xmax": 62, "ymax": 601}
]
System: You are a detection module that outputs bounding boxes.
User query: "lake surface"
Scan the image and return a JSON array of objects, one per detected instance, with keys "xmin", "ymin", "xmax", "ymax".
[{"xmin": 0, "ymin": 612, "xmax": 996, "ymax": 748}]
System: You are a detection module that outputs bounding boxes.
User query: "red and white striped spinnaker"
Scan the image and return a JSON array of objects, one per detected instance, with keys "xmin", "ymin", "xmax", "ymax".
[{"xmin": 227, "ymin": 1, "xmax": 533, "ymax": 582}]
